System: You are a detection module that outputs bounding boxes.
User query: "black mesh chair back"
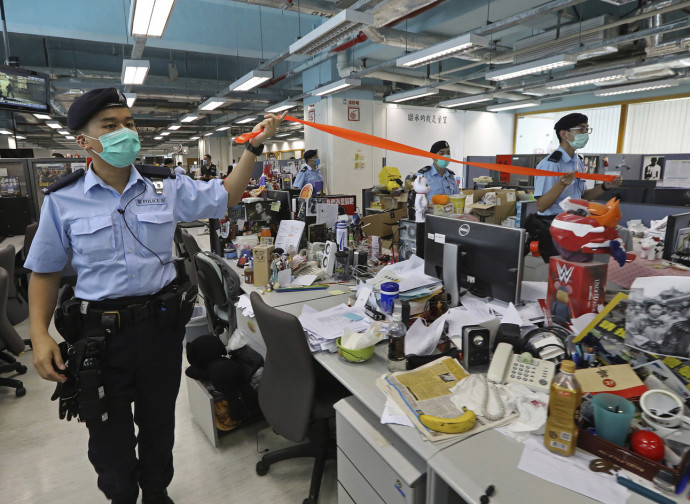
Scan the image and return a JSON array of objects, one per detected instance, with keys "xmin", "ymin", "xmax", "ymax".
[
  {"xmin": 179, "ymin": 229, "xmax": 201, "ymax": 286},
  {"xmin": 0, "ymin": 245, "xmax": 28, "ymax": 325}
]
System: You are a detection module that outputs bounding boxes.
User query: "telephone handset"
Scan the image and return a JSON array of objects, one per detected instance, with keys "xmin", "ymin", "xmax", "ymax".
[{"xmin": 488, "ymin": 342, "xmax": 555, "ymax": 392}]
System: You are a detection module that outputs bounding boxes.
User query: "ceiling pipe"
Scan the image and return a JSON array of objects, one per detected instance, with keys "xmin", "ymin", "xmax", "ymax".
[
  {"xmin": 232, "ymin": 0, "xmax": 338, "ymax": 17},
  {"xmin": 368, "ymin": 69, "xmax": 523, "ymax": 97}
]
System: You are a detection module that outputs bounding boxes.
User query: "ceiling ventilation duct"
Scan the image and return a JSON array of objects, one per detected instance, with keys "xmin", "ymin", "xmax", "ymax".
[
  {"xmin": 512, "ymin": 15, "xmax": 617, "ymax": 64},
  {"xmin": 644, "ymin": 2, "xmax": 690, "ymax": 57}
]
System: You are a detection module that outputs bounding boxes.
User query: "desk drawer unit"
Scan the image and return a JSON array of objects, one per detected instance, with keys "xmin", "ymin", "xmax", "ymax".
[
  {"xmin": 335, "ymin": 397, "xmax": 425, "ymax": 504},
  {"xmin": 337, "ymin": 483, "xmax": 356, "ymax": 504}
]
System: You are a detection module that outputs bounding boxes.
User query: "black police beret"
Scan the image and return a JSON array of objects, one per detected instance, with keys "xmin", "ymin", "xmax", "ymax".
[
  {"xmin": 304, "ymin": 149, "xmax": 318, "ymax": 161},
  {"xmin": 67, "ymin": 87, "xmax": 129, "ymax": 131},
  {"xmin": 554, "ymin": 113, "xmax": 588, "ymax": 134},
  {"xmin": 430, "ymin": 140, "xmax": 450, "ymax": 154}
]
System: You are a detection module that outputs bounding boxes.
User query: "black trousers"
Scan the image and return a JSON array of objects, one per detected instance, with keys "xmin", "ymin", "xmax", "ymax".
[{"xmin": 85, "ymin": 314, "xmax": 185, "ymax": 502}]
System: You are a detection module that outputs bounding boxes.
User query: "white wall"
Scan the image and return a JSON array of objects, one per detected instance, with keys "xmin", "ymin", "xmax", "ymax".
[
  {"xmin": 266, "ymin": 139, "xmax": 305, "ymax": 157},
  {"xmin": 623, "ymin": 97, "xmax": 690, "ymax": 154},
  {"xmin": 463, "ymin": 110, "xmax": 514, "ymax": 156}
]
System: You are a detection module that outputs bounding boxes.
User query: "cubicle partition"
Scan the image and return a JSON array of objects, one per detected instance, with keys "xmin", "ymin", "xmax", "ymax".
[{"xmin": 26, "ymin": 158, "xmax": 87, "ymax": 219}]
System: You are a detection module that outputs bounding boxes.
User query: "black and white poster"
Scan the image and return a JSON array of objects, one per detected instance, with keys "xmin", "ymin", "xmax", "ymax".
[{"xmin": 642, "ymin": 155, "xmax": 665, "ymax": 181}]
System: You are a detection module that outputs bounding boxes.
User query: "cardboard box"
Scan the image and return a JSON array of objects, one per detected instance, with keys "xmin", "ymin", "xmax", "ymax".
[
  {"xmin": 547, "ymin": 257, "xmax": 607, "ymax": 328},
  {"xmin": 361, "ymin": 208, "xmax": 407, "ymax": 238},
  {"xmin": 371, "ymin": 193, "xmax": 400, "ymax": 211},
  {"xmin": 465, "ymin": 188, "xmax": 517, "ymax": 225},
  {"xmin": 252, "ymin": 244, "xmax": 275, "ymax": 286}
]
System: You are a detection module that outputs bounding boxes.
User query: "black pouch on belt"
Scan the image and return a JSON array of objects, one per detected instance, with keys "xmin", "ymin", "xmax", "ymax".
[
  {"xmin": 54, "ymin": 298, "xmax": 83, "ymax": 344},
  {"xmin": 155, "ymin": 290, "xmax": 179, "ymax": 328}
]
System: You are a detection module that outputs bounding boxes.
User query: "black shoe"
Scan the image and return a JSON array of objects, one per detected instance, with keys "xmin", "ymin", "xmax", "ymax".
[{"xmin": 142, "ymin": 489, "xmax": 175, "ymax": 504}]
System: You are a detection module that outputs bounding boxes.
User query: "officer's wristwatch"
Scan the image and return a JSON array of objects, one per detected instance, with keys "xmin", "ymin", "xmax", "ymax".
[{"xmin": 246, "ymin": 142, "xmax": 265, "ymax": 156}]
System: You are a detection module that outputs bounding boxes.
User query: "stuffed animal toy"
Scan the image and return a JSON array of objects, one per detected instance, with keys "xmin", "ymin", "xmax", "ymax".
[
  {"xmin": 414, "ymin": 175, "xmax": 429, "ymax": 223},
  {"xmin": 639, "ymin": 237, "xmax": 658, "ymax": 260},
  {"xmin": 654, "ymin": 240, "xmax": 665, "ymax": 259}
]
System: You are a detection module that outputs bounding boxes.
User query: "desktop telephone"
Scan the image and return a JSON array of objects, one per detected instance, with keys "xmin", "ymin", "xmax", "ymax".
[{"xmin": 488, "ymin": 342, "xmax": 555, "ymax": 393}]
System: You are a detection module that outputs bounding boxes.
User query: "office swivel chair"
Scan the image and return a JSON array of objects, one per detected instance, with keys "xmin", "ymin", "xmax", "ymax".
[
  {"xmin": 14, "ymin": 221, "xmax": 38, "ymax": 301},
  {"xmin": 249, "ymin": 291, "xmax": 349, "ymax": 504},
  {"xmin": 0, "ymin": 245, "xmax": 28, "ymax": 325},
  {"xmin": 0, "ymin": 268, "xmax": 27, "ymax": 397},
  {"xmin": 179, "ymin": 228, "xmax": 202, "ymax": 287},
  {"xmin": 193, "ymin": 251, "xmax": 241, "ymax": 338}
]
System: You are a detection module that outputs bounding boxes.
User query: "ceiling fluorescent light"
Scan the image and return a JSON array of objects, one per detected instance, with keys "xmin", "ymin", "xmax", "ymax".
[
  {"xmin": 14, "ymin": 135, "xmax": 26, "ymax": 140},
  {"xmin": 486, "ymin": 99, "xmax": 541, "ymax": 112},
  {"xmin": 33, "ymin": 113, "xmax": 51, "ymax": 120},
  {"xmin": 397, "ymin": 33, "xmax": 490, "ymax": 68},
  {"xmin": 121, "ymin": 59, "xmax": 150, "ymax": 85},
  {"xmin": 45, "ymin": 121, "xmax": 62, "ymax": 129},
  {"xmin": 168, "ymin": 124, "xmax": 181, "ymax": 130},
  {"xmin": 154, "ymin": 136, "xmax": 164, "ymax": 140},
  {"xmin": 228, "ymin": 69, "xmax": 272, "ymax": 92},
  {"xmin": 65, "ymin": 135, "xmax": 75, "ymax": 140},
  {"xmin": 204, "ymin": 132, "xmax": 214, "ymax": 136},
  {"xmin": 160, "ymin": 131, "xmax": 171, "ymax": 136},
  {"xmin": 199, "ymin": 97, "xmax": 226, "ymax": 110},
  {"xmin": 235, "ymin": 116, "xmax": 257, "ymax": 124},
  {"xmin": 385, "ymin": 87, "xmax": 439, "ymax": 103},
  {"xmin": 0, "ymin": 129, "xmax": 12, "ymax": 134},
  {"xmin": 439, "ymin": 93, "xmax": 493, "ymax": 108},
  {"xmin": 311, "ymin": 78, "xmax": 361, "ymax": 97},
  {"xmin": 130, "ymin": 0, "xmax": 176, "ymax": 38},
  {"xmin": 275, "ymin": 132, "xmax": 291, "ymax": 137},
  {"xmin": 124, "ymin": 93, "xmax": 137, "ymax": 107},
  {"xmin": 180, "ymin": 113, "xmax": 200, "ymax": 123},
  {"xmin": 576, "ymin": 46, "xmax": 618, "ymax": 61},
  {"xmin": 289, "ymin": 9, "xmax": 373, "ymax": 56},
  {"xmin": 190, "ymin": 136, "xmax": 200, "ymax": 140},
  {"xmin": 266, "ymin": 101, "xmax": 298, "ymax": 113},
  {"xmin": 215, "ymin": 126, "xmax": 231, "ymax": 131},
  {"xmin": 57, "ymin": 130, "xmax": 69, "ymax": 135},
  {"xmin": 486, "ymin": 54, "xmax": 577, "ymax": 81},
  {"xmin": 594, "ymin": 78, "xmax": 679, "ymax": 96},
  {"xmin": 546, "ymin": 69, "xmax": 628, "ymax": 90}
]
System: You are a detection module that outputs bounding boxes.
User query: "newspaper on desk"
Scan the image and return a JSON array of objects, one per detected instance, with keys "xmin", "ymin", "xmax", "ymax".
[{"xmin": 377, "ymin": 357, "xmax": 517, "ymax": 444}]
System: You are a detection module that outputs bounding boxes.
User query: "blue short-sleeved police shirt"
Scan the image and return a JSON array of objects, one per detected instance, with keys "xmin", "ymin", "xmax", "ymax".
[
  {"xmin": 534, "ymin": 147, "xmax": 586, "ymax": 216},
  {"xmin": 418, "ymin": 166, "xmax": 460, "ymax": 200},
  {"xmin": 294, "ymin": 164, "xmax": 323, "ymax": 189},
  {"xmin": 24, "ymin": 165, "xmax": 229, "ymax": 301}
]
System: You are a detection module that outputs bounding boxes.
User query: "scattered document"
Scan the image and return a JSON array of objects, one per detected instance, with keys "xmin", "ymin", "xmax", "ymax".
[
  {"xmin": 315, "ymin": 203, "xmax": 339, "ymax": 228},
  {"xmin": 274, "ymin": 220, "xmax": 305, "ymax": 253},
  {"xmin": 300, "ymin": 304, "xmax": 369, "ymax": 352},
  {"xmin": 291, "ymin": 274, "xmax": 316, "ymax": 287},
  {"xmin": 521, "ymin": 281, "xmax": 548, "ymax": 302},
  {"xmin": 236, "ymin": 294, "xmax": 254, "ymax": 317},
  {"xmin": 518, "ymin": 436, "xmax": 628, "ymax": 504},
  {"xmin": 381, "ymin": 398, "xmax": 414, "ymax": 428}
]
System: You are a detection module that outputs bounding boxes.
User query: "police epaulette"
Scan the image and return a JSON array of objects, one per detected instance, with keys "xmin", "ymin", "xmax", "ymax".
[
  {"xmin": 547, "ymin": 150, "xmax": 563, "ymax": 162},
  {"xmin": 447, "ymin": 168, "xmax": 456, "ymax": 176},
  {"xmin": 42, "ymin": 169, "xmax": 85, "ymax": 195},
  {"xmin": 135, "ymin": 164, "xmax": 176, "ymax": 179},
  {"xmin": 419, "ymin": 165, "xmax": 432, "ymax": 173},
  {"xmin": 300, "ymin": 166, "xmax": 307, "ymax": 172},
  {"xmin": 578, "ymin": 154, "xmax": 584, "ymax": 161}
]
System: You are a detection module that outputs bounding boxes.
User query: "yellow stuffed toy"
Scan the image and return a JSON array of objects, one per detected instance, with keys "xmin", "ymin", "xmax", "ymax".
[{"xmin": 378, "ymin": 166, "xmax": 403, "ymax": 193}]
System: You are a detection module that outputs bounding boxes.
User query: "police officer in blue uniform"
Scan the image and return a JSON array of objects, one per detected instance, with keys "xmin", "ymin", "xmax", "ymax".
[
  {"xmin": 417, "ymin": 140, "xmax": 460, "ymax": 200},
  {"xmin": 293, "ymin": 149, "xmax": 324, "ymax": 190},
  {"xmin": 25, "ymin": 88, "xmax": 284, "ymax": 504},
  {"xmin": 531, "ymin": 112, "xmax": 621, "ymax": 258}
]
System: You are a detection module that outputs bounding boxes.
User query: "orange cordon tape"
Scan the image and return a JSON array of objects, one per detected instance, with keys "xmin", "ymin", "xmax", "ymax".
[{"xmin": 234, "ymin": 115, "xmax": 615, "ymax": 182}]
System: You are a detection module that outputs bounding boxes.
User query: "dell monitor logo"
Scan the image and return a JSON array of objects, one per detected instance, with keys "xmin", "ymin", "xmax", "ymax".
[{"xmin": 458, "ymin": 224, "xmax": 470, "ymax": 237}]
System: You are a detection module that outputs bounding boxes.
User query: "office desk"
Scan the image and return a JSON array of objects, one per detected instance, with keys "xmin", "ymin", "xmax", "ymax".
[{"xmin": 2, "ymin": 234, "xmax": 24, "ymax": 254}]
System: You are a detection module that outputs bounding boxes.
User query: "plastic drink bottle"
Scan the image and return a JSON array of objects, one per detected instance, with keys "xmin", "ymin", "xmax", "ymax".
[
  {"xmin": 544, "ymin": 360, "xmax": 581, "ymax": 456},
  {"xmin": 387, "ymin": 313, "xmax": 407, "ymax": 372}
]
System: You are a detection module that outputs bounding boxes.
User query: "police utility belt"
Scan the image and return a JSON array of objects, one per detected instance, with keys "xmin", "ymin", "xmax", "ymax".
[{"xmin": 51, "ymin": 279, "xmax": 197, "ymax": 427}]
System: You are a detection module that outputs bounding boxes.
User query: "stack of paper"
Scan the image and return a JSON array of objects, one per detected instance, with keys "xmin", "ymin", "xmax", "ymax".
[
  {"xmin": 366, "ymin": 255, "xmax": 441, "ymax": 293},
  {"xmin": 299, "ymin": 303, "xmax": 369, "ymax": 352}
]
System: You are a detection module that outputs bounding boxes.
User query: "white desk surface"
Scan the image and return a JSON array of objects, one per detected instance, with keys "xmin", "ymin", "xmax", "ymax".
[{"xmin": 2, "ymin": 234, "xmax": 24, "ymax": 254}]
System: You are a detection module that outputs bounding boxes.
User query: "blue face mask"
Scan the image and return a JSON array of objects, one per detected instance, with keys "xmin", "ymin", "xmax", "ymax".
[
  {"xmin": 436, "ymin": 159, "xmax": 450, "ymax": 169},
  {"xmin": 85, "ymin": 128, "xmax": 141, "ymax": 168},
  {"xmin": 568, "ymin": 133, "xmax": 589, "ymax": 150},
  {"xmin": 314, "ymin": 158, "xmax": 321, "ymax": 167}
]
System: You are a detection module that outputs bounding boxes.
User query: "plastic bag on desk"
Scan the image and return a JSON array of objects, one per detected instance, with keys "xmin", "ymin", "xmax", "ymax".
[
  {"xmin": 341, "ymin": 321, "xmax": 384, "ymax": 350},
  {"xmin": 227, "ymin": 328, "xmax": 249, "ymax": 352}
]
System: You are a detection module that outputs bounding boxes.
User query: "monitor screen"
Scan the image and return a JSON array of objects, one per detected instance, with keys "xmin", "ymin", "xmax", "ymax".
[
  {"xmin": 424, "ymin": 215, "xmax": 525, "ymax": 304},
  {"xmin": 0, "ymin": 65, "xmax": 49, "ymax": 114},
  {"xmin": 663, "ymin": 211, "xmax": 690, "ymax": 265},
  {"xmin": 654, "ymin": 188, "xmax": 690, "ymax": 207}
]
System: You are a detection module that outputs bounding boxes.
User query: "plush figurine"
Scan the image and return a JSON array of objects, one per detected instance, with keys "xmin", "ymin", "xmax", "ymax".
[
  {"xmin": 640, "ymin": 237, "xmax": 657, "ymax": 260},
  {"xmin": 550, "ymin": 197, "xmax": 633, "ymax": 266},
  {"xmin": 551, "ymin": 283, "xmax": 573, "ymax": 327},
  {"xmin": 414, "ymin": 175, "xmax": 430, "ymax": 223},
  {"xmin": 655, "ymin": 240, "xmax": 665, "ymax": 259}
]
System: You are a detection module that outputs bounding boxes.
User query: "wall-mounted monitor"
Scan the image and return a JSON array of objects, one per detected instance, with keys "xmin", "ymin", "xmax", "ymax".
[{"xmin": 0, "ymin": 65, "xmax": 49, "ymax": 114}]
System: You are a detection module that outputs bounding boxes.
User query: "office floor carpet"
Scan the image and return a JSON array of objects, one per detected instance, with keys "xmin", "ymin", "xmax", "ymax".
[{"xmin": 0, "ymin": 318, "xmax": 338, "ymax": 504}]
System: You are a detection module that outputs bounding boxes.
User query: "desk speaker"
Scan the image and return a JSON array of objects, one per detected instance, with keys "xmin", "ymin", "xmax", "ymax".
[{"xmin": 323, "ymin": 241, "xmax": 337, "ymax": 277}]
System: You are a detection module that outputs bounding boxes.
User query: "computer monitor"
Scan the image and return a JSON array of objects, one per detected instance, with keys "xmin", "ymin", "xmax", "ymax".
[
  {"xmin": 663, "ymin": 211, "xmax": 690, "ymax": 265},
  {"xmin": 424, "ymin": 215, "xmax": 525, "ymax": 306},
  {"xmin": 654, "ymin": 188, "xmax": 690, "ymax": 207},
  {"xmin": 598, "ymin": 180, "xmax": 656, "ymax": 204},
  {"xmin": 0, "ymin": 65, "xmax": 49, "ymax": 114},
  {"xmin": 266, "ymin": 189, "xmax": 292, "ymax": 222}
]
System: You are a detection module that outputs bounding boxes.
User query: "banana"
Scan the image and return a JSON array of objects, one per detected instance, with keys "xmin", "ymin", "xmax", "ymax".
[{"xmin": 419, "ymin": 407, "xmax": 476, "ymax": 434}]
